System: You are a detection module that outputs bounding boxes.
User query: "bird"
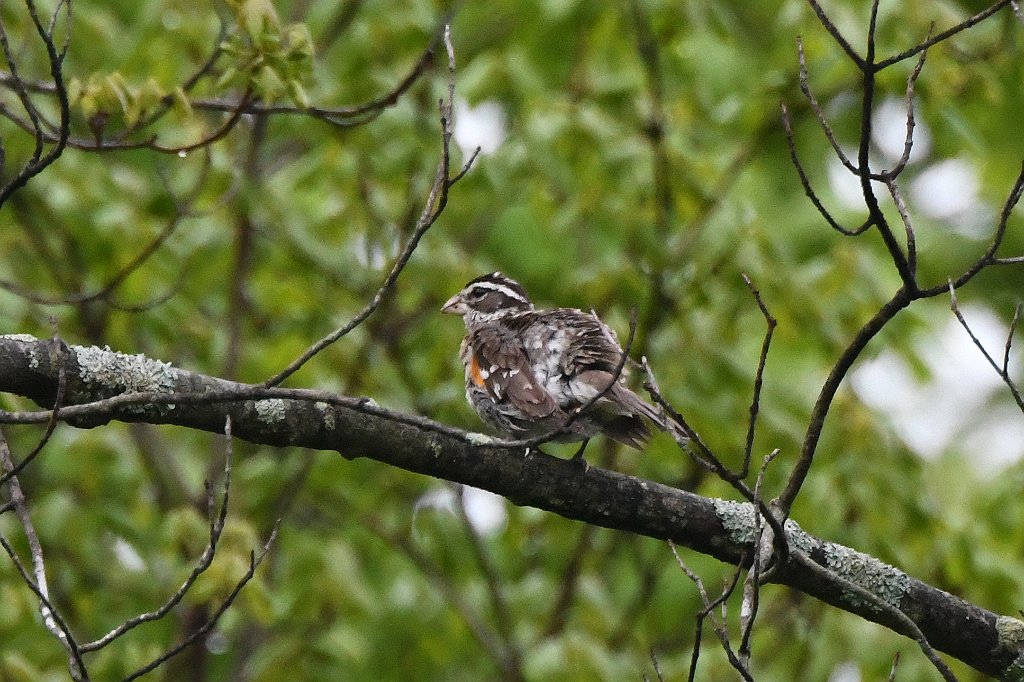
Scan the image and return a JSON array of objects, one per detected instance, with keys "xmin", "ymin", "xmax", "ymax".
[{"xmin": 441, "ymin": 271, "xmax": 684, "ymax": 461}]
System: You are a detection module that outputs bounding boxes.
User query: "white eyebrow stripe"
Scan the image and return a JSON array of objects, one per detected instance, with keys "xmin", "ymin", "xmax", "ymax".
[{"xmin": 468, "ymin": 281, "xmax": 529, "ymax": 303}]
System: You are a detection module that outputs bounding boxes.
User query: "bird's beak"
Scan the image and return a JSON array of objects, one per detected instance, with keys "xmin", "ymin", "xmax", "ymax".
[{"xmin": 441, "ymin": 294, "xmax": 466, "ymax": 314}]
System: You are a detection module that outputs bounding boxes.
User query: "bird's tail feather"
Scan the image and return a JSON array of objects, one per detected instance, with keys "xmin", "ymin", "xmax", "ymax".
[{"xmin": 610, "ymin": 385, "xmax": 690, "ymax": 445}]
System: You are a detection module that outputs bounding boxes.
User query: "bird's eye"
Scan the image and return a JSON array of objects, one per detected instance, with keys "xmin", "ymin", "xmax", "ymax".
[{"xmin": 467, "ymin": 288, "xmax": 486, "ymax": 301}]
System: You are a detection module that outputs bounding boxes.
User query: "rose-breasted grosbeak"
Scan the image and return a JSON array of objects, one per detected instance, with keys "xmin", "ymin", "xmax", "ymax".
[{"xmin": 442, "ymin": 272, "xmax": 680, "ymax": 460}]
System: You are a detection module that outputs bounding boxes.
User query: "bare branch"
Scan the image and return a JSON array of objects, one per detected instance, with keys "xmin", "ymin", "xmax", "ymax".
[
  {"xmin": 0, "ymin": 430, "xmax": 87, "ymax": 680},
  {"xmin": 929, "ymin": 162, "xmax": 1024, "ymax": 296},
  {"xmin": 81, "ymin": 416, "xmax": 236, "ymax": 652},
  {"xmin": 780, "ymin": 101, "xmax": 871, "ymax": 236},
  {"xmin": 948, "ymin": 284, "xmax": 1024, "ymax": 413},
  {"xmin": 778, "ymin": 288, "xmax": 913, "ymax": 515},
  {"xmin": 648, "ymin": 648, "xmax": 665, "ymax": 682},
  {"xmin": 877, "ymin": 0, "xmax": 1013, "ymax": 69},
  {"xmin": 1005, "ymin": 303, "xmax": 1022, "ymax": 377},
  {"xmin": 148, "ymin": 87, "xmax": 253, "ymax": 155},
  {"xmin": 790, "ymin": 551, "xmax": 958, "ymax": 682},
  {"xmin": 0, "ymin": 532, "xmax": 88, "ymax": 680},
  {"xmin": 0, "ymin": 15, "xmax": 446, "ymax": 150},
  {"xmin": 0, "ymin": 0, "xmax": 72, "ymax": 207},
  {"xmin": 853, "ymin": 0, "xmax": 917, "ymax": 288},
  {"xmin": 877, "ymin": 38, "xmax": 930, "ymax": 180},
  {"xmin": 739, "ymin": 274, "xmax": 777, "ymax": 479},
  {"xmin": 804, "ymin": 0, "xmax": 863, "ymax": 67},
  {"xmin": 262, "ymin": 22, "xmax": 473, "ymax": 388},
  {"xmin": 0, "ymin": 335, "xmax": 1020, "ymax": 677},
  {"xmin": 738, "ymin": 448, "xmax": 781, "ymax": 661},
  {"xmin": 123, "ymin": 522, "xmax": 280, "ymax": 682},
  {"xmin": 668, "ymin": 541, "xmax": 752, "ymax": 682},
  {"xmin": 797, "ymin": 37, "xmax": 858, "ymax": 174},
  {"xmin": 888, "ymin": 652, "xmax": 902, "ymax": 682},
  {"xmin": 883, "ymin": 178, "xmax": 918, "ymax": 276}
]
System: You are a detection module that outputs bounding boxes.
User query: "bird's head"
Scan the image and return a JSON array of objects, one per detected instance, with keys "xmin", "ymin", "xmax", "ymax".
[{"xmin": 441, "ymin": 272, "xmax": 534, "ymax": 321}]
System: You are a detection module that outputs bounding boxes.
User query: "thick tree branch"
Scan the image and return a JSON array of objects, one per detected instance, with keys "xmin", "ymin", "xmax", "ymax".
[{"xmin": 0, "ymin": 335, "xmax": 1022, "ymax": 678}]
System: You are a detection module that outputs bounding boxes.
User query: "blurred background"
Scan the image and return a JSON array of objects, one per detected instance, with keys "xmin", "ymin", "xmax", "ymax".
[{"xmin": 0, "ymin": 0, "xmax": 1022, "ymax": 679}]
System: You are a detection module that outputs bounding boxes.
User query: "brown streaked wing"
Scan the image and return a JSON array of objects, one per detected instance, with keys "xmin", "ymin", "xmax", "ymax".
[{"xmin": 470, "ymin": 324, "xmax": 558, "ymax": 419}]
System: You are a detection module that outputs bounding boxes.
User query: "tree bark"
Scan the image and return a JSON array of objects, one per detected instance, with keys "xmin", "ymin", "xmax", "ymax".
[{"xmin": 1, "ymin": 334, "xmax": 1022, "ymax": 679}]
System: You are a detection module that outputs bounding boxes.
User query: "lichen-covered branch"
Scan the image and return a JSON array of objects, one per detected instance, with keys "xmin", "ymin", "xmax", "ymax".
[{"xmin": 0, "ymin": 334, "xmax": 1021, "ymax": 678}]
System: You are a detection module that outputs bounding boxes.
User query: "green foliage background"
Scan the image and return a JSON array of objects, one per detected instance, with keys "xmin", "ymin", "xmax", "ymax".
[{"xmin": 0, "ymin": 0, "xmax": 1022, "ymax": 679}]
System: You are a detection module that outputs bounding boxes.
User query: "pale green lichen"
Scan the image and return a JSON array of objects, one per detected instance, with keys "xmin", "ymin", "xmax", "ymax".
[
  {"xmin": 998, "ymin": 615, "xmax": 1024, "ymax": 646},
  {"xmin": 713, "ymin": 499, "xmax": 914, "ymax": 618},
  {"xmin": 466, "ymin": 432, "xmax": 496, "ymax": 446},
  {"xmin": 74, "ymin": 344, "xmax": 176, "ymax": 415},
  {"xmin": 712, "ymin": 499, "xmax": 814, "ymax": 554},
  {"xmin": 821, "ymin": 542, "xmax": 911, "ymax": 611},
  {"xmin": 997, "ymin": 615, "xmax": 1024, "ymax": 680},
  {"xmin": 714, "ymin": 499, "xmax": 758, "ymax": 544},
  {"xmin": 254, "ymin": 398, "xmax": 287, "ymax": 423},
  {"xmin": 315, "ymin": 401, "xmax": 335, "ymax": 430},
  {"xmin": 2, "ymin": 334, "xmax": 42, "ymax": 368},
  {"xmin": 1, "ymin": 333, "xmax": 41, "ymax": 342}
]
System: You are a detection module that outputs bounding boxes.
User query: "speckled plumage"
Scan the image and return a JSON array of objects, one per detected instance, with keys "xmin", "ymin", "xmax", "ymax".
[{"xmin": 442, "ymin": 272, "xmax": 677, "ymax": 456}]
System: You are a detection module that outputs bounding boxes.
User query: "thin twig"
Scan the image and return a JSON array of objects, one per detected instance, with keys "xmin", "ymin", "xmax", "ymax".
[
  {"xmin": 642, "ymin": 360, "xmax": 791, "ymax": 560},
  {"xmin": 791, "ymin": 550, "xmax": 958, "ymax": 682},
  {"xmin": 738, "ymin": 448, "xmax": 780, "ymax": 661},
  {"xmin": 150, "ymin": 88, "xmax": 253, "ymax": 155},
  {"xmin": 262, "ymin": 21, "xmax": 471, "ymax": 388},
  {"xmin": 0, "ymin": 18, "xmax": 446, "ymax": 151},
  {"xmin": 0, "ymin": 430, "xmax": 88, "ymax": 680},
  {"xmin": 948, "ymin": 284, "xmax": 1024, "ymax": 412},
  {"xmin": 772, "ymin": 0, "xmax": 1019, "ymax": 515},
  {"xmin": 778, "ymin": 288, "xmax": 912, "ymax": 515},
  {"xmin": 122, "ymin": 522, "xmax": 280, "ymax": 682},
  {"xmin": 82, "ymin": 416, "xmax": 237, "ymax": 652},
  {"xmin": 739, "ymin": 274, "xmax": 777, "ymax": 478},
  {"xmin": 797, "ymin": 36, "xmax": 858, "ymax": 174},
  {"xmin": 0, "ymin": 533, "xmax": 88, "ymax": 679},
  {"xmin": 878, "ymin": 35, "xmax": 930, "ymax": 180},
  {"xmin": 877, "ymin": 0, "xmax": 1012, "ymax": 69},
  {"xmin": 1004, "ymin": 303, "xmax": 1022, "ymax": 376},
  {"xmin": 853, "ymin": 0, "xmax": 917, "ymax": 290},
  {"xmin": 0, "ymin": 0, "xmax": 72, "ymax": 207},
  {"xmin": 669, "ymin": 541, "xmax": 753, "ymax": 682},
  {"xmin": 930, "ymin": 162, "xmax": 1024, "ymax": 296},
  {"xmin": 884, "ymin": 178, "xmax": 917, "ymax": 277},
  {"xmin": 780, "ymin": 101, "xmax": 870, "ymax": 236},
  {"xmin": 649, "ymin": 648, "xmax": 665, "ymax": 682},
  {"xmin": 119, "ymin": 16, "xmax": 230, "ymax": 137},
  {"xmin": 888, "ymin": 652, "xmax": 902, "ymax": 682},
  {"xmin": 804, "ymin": 0, "xmax": 864, "ymax": 67}
]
